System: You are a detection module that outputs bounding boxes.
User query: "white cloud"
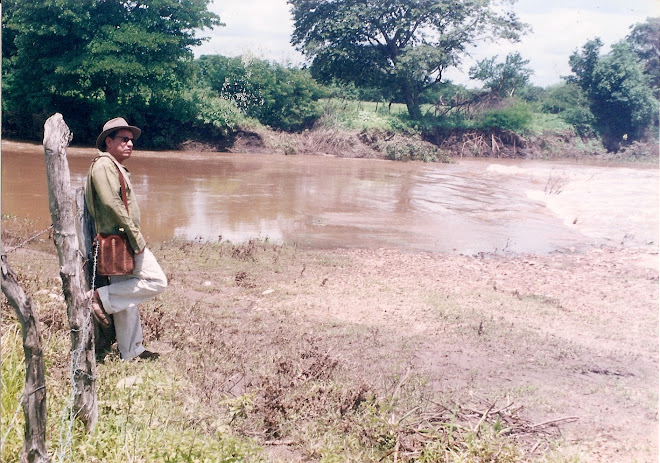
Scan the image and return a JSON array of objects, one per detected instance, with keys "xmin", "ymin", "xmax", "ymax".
[
  {"xmin": 194, "ymin": 0, "xmax": 660, "ymax": 87},
  {"xmin": 195, "ymin": 0, "xmax": 303, "ymax": 64},
  {"xmin": 446, "ymin": 0, "xmax": 659, "ymax": 87}
]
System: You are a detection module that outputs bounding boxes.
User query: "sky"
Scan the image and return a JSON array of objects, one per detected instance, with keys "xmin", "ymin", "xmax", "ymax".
[{"xmin": 193, "ymin": 0, "xmax": 660, "ymax": 88}]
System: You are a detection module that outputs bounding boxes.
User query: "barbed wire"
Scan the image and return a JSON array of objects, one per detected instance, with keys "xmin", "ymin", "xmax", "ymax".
[{"xmin": 5, "ymin": 224, "xmax": 54, "ymax": 253}]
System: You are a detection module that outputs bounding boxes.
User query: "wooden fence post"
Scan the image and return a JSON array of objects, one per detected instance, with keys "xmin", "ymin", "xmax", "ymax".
[
  {"xmin": 43, "ymin": 113, "xmax": 98, "ymax": 431},
  {"xmin": 1, "ymin": 248, "xmax": 51, "ymax": 463}
]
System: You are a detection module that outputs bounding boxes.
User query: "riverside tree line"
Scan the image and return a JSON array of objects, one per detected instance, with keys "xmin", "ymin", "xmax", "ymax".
[{"xmin": 2, "ymin": 0, "xmax": 658, "ymax": 152}]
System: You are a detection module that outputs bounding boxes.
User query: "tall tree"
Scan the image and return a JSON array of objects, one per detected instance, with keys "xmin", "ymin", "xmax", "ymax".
[
  {"xmin": 2, "ymin": 0, "xmax": 221, "ymax": 143},
  {"xmin": 568, "ymin": 38, "xmax": 658, "ymax": 150},
  {"xmin": 469, "ymin": 52, "xmax": 533, "ymax": 98},
  {"xmin": 626, "ymin": 17, "xmax": 660, "ymax": 96},
  {"xmin": 288, "ymin": 0, "xmax": 528, "ymax": 119}
]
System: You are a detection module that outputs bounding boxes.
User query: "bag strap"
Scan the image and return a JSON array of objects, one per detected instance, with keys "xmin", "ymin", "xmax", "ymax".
[
  {"xmin": 89, "ymin": 155, "xmax": 129, "ymax": 214},
  {"xmin": 116, "ymin": 164, "xmax": 129, "ymax": 213}
]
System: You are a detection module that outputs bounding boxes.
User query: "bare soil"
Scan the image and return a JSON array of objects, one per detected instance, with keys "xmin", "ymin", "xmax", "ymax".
[
  {"xmin": 152, "ymin": 241, "xmax": 660, "ymax": 461},
  {"xmin": 226, "ymin": 125, "xmax": 660, "ymax": 162},
  {"xmin": 3, "ymin": 224, "xmax": 658, "ymax": 462}
]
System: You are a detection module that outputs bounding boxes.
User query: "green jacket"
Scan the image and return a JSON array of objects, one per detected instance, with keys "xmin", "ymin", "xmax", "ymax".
[{"xmin": 84, "ymin": 153, "xmax": 147, "ymax": 253}]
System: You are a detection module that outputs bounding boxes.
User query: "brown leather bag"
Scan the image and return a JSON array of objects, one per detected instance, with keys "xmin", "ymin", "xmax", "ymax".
[
  {"xmin": 92, "ymin": 161, "xmax": 135, "ymax": 276},
  {"xmin": 94, "ymin": 233, "xmax": 134, "ymax": 275}
]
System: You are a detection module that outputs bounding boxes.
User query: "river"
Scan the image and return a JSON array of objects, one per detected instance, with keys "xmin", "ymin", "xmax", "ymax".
[{"xmin": 2, "ymin": 140, "xmax": 658, "ymax": 255}]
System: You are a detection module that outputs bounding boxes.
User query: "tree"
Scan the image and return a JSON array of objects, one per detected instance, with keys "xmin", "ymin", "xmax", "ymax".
[
  {"xmin": 2, "ymin": 0, "xmax": 221, "ymax": 145},
  {"xmin": 567, "ymin": 38, "xmax": 604, "ymax": 95},
  {"xmin": 197, "ymin": 55, "xmax": 324, "ymax": 131},
  {"xmin": 469, "ymin": 52, "xmax": 533, "ymax": 98},
  {"xmin": 288, "ymin": 0, "xmax": 528, "ymax": 119},
  {"xmin": 568, "ymin": 38, "xmax": 658, "ymax": 149},
  {"xmin": 541, "ymin": 83, "xmax": 596, "ymax": 137},
  {"xmin": 626, "ymin": 17, "xmax": 660, "ymax": 96}
]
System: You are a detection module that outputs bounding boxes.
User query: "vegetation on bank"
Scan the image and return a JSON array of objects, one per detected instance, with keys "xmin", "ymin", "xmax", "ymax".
[
  {"xmin": 2, "ymin": 216, "xmax": 584, "ymax": 462},
  {"xmin": 2, "ymin": 1, "xmax": 658, "ymax": 157}
]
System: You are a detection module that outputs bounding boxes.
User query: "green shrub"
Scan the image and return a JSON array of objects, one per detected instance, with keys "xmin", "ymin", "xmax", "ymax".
[
  {"xmin": 184, "ymin": 87, "xmax": 247, "ymax": 134},
  {"xmin": 561, "ymin": 106, "xmax": 598, "ymax": 137},
  {"xmin": 540, "ymin": 83, "xmax": 597, "ymax": 137},
  {"xmin": 480, "ymin": 103, "xmax": 533, "ymax": 133},
  {"xmin": 197, "ymin": 55, "xmax": 324, "ymax": 132}
]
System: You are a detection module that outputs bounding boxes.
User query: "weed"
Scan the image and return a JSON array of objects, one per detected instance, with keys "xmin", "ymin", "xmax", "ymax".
[
  {"xmin": 544, "ymin": 171, "xmax": 569, "ymax": 195},
  {"xmin": 231, "ymin": 239, "xmax": 258, "ymax": 261}
]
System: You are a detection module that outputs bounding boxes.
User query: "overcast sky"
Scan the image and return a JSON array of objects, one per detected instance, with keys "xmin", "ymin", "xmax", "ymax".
[{"xmin": 193, "ymin": 0, "xmax": 660, "ymax": 88}]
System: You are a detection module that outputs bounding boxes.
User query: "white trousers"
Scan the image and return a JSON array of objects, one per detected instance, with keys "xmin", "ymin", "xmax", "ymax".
[{"xmin": 97, "ymin": 248, "xmax": 167, "ymax": 360}]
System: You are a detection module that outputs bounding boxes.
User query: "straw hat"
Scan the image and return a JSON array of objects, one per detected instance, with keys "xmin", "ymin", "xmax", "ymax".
[{"xmin": 96, "ymin": 117, "xmax": 141, "ymax": 151}]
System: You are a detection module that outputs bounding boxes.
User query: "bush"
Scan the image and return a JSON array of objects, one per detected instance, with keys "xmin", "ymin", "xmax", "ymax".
[
  {"xmin": 319, "ymin": 98, "xmax": 414, "ymax": 132},
  {"xmin": 384, "ymin": 139, "xmax": 441, "ymax": 162},
  {"xmin": 561, "ymin": 106, "xmax": 598, "ymax": 137},
  {"xmin": 197, "ymin": 55, "xmax": 324, "ymax": 132},
  {"xmin": 184, "ymin": 88, "xmax": 246, "ymax": 133},
  {"xmin": 480, "ymin": 103, "xmax": 533, "ymax": 133},
  {"xmin": 358, "ymin": 129, "xmax": 448, "ymax": 162}
]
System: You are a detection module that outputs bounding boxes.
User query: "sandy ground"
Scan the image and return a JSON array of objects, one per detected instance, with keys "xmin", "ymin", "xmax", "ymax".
[
  {"xmin": 4, "ymin": 232, "xmax": 658, "ymax": 462},
  {"xmin": 136, "ymin": 238, "xmax": 658, "ymax": 462},
  {"xmin": 321, "ymin": 246, "xmax": 659, "ymax": 462}
]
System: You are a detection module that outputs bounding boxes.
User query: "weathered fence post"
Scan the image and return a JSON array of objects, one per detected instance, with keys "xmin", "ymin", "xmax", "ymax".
[
  {"xmin": 1, "ymin": 248, "xmax": 51, "ymax": 463},
  {"xmin": 75, "ymin": 188, "xmax": 95, "ymax": 287},
  {"xmin": 43, "ymin": 113, "xmax": 98, "ymax": 431}
]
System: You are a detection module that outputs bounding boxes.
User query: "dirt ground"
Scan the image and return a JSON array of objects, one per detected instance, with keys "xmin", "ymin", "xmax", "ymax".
[
  {"xmin": 3, "ymin": 233, "xmax": 658, "ymax": 461},
  {"xmin": 145, "ymin": 239, "xmax": 658, "ymax": 461}
]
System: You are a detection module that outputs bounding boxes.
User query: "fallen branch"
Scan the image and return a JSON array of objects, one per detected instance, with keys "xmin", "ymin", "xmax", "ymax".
[{"xmin": 530, "ymin": 416, "xmax": 580, "ymax": 429}]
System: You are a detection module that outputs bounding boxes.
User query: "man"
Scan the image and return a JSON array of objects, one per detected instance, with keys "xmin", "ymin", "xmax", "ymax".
[{"xmin": 85, "ymin": 117, "xmax": 167, "ymax": 361}]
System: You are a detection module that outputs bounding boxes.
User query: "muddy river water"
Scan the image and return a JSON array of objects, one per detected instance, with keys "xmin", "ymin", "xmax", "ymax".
[{"xmin": 2, "ymin": 141, "xmax": 658, "ymax": 255}]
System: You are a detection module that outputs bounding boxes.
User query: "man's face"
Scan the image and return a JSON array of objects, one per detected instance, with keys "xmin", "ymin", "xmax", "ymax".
[{"xmin": 105, "ymin": 129, "xmax": 135, "ymax": 164}]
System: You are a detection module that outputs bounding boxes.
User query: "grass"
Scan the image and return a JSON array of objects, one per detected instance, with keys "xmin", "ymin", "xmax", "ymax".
[
  {"xmin": 1, "ymin": 322, "xmax": 264, "ymax": 463},
  {"xmin": 527, "ymin": 113, "xmax": 573, "ymax": 135},
  {"xmin": 318, "ymin": 99, "xmax": 414, "ymax": 132},
  {"xmin": 319, "ymin": 98, "xmax": 574, "ymax": 137},
  {"xmin": 1, "ymin": 325, "xmax": 25, "ymax": 461},
  {"xmin": 240, "ymin": 97, "xmax": 657, "ymax": 161}
]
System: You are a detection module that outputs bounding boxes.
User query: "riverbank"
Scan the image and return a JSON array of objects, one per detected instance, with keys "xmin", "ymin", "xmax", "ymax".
[
  {"xmin": 2, "ymin": 216, "xmax": 657, "ymax": 461},
  {"xmin": 4, "ymin": 114, "xmax": 659, "ymax": 163},
  {"xmin": 221, "ymin": 124, "xmax": 659, "ymax": 163}
]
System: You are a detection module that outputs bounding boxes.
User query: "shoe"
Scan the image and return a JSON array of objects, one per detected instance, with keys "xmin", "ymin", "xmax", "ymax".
[
  {"xmin": 137, "ymin": 350, "xmax": 160, "ymax": 361},
  {"xmin": 88, "ymin": 290, "xmax": 111, "ymax": 328}
]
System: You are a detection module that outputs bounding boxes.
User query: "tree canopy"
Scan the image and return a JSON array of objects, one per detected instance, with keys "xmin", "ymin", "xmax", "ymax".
[
  {"xmin": 2, "ymin": 0, "xmax": 221, "ymax": 145},
  {"xmin": 469, "ymin": 52, "xmax": 533, "ymax": 98},
  {"xmin": 626, "ymin": 17, "xmax": 660, "ymax": 96},
  {"xmin": 568, "ymin": 21, "xmax": 659, "ymax": 150},
  {"xmin": 197, "ymin": 55, "xmax": 324, "ymax": 131},
  {"xmin": 288, "ymin": 0, "xmax": 528, "ymax": 119}
]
